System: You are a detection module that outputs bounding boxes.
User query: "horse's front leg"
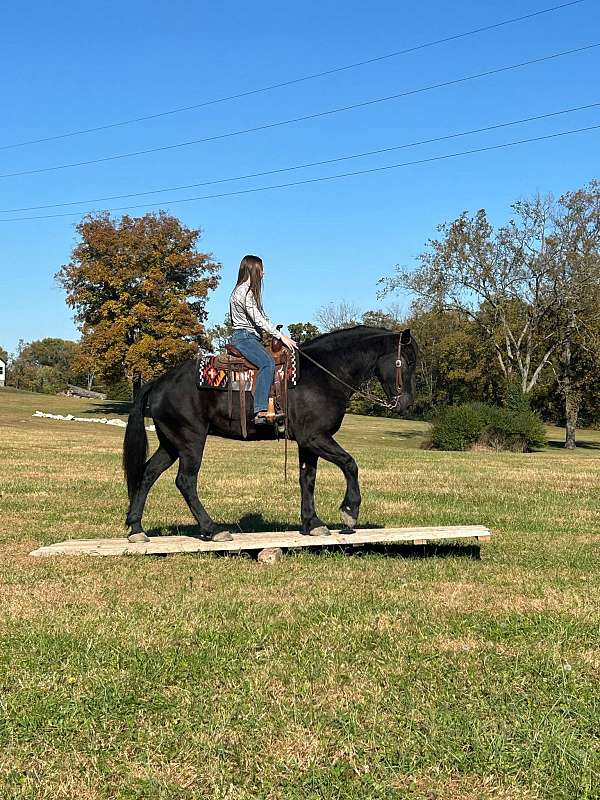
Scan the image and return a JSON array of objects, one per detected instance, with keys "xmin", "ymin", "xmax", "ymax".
[
  {"xmin": 297, "ymin": 446, "xmax": 330, "ymax": 536},
  {"xmin": 307, "ymin": 433, "xmax": 361, "ymax": 529}
]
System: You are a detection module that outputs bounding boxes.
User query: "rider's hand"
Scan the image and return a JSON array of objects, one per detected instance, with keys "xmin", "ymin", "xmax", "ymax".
[{"xmin": 280, "ymin": 334, "xmax": 298, "ymax": 349}]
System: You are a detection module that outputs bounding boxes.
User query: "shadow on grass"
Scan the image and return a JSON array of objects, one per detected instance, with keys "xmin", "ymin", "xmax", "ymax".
[
  {"xmin": 148, "ymin": 513, "xmax": 380, "ymax": 537},
  {"xmin": 386, "ymin": 428, "xmax": 427, "ymax": 440},
  {"xmin": 146, "ymin": 513, "xmax": 480, "ymax": 560},
  {"xmin": 546, "ymin": 439, "xmax": 600, "ymax": 451},
  {"xmin": 85, "ymin": 400, "xmax": 132, "ymax": 416},
  {"xmin": 236, "ymin": 513, "xmax": 384, "ymax": 533},
  {"xmin": 340, "ymin": 541, "xmax": 481, "ymax": 560}
]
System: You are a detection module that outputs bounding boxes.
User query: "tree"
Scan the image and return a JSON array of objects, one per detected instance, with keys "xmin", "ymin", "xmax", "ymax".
[
  {"xmin": 5, "ymin": 341, "xmax": 30, "ymax": 390},
  {"xmin": 288, "ymin": 322, "xmax": 320, "ymax": 343},
  {"xmin": 380, "ymin": 201, "xmax": 563, "ymax": 394},
  {"xmin": 361, "ymin": 304, "xmax": 406, "ymax": 330},
  {"xmin": 71, "ymin": 345, "xmax": 97, "ymax": 391},
  {"xmin": 57, "ymin": 212, "xmax": 220, "ymax": 398},
  {"xmin": 381, "ymin": 185, "xmax": 600, "ymax": 445},
  {"xmin": 315, "ymin": 301, "xmax": 362, "ymax": 331},
  {"xmin": 406, "ymin": 307, "xmax": 503, "ymax": 416},
  {"xmin": 543, "ymin": 182, "xmax": 600, "ymax": 447},
  {"xmin": 28, "ymin": 338, "xmax": 79, "ymax": 373},
  {"xmin": 206, "ymin": 316, "xmax": 233, "ymax": 352},
  {"xmin": 6, "ymin": 338, "xmax": 81, "ymax": 394}
]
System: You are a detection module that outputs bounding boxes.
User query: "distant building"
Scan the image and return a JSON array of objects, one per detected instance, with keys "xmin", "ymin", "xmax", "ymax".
[{"xmin": 0, "ymin": 358, "xmax": 5, "ymax": 387}]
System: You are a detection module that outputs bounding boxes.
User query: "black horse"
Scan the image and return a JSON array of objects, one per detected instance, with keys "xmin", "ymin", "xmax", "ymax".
[{"xmin": 123, "ymin": 325, "xmax": 417, "ymax": 542}]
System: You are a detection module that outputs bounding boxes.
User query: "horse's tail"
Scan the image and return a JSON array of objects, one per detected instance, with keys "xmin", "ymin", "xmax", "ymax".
[{"xmin": 123, "ymin": 381, "xmax": 154, "ymax": 500}]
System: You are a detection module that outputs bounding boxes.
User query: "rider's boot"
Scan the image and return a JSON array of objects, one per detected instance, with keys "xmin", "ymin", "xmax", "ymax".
[{"xmin": 254, "ymin": 399, "xmax": 285, "ymax": 426}]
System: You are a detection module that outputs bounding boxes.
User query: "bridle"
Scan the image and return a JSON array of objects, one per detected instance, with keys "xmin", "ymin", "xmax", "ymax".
[
  {"xmin": 298, "ymin": 334, "xmax": 406, "ymax": 411},
  {"xmin": 395, "ymin": 335, "xmax": 404, "ymax": 396}
]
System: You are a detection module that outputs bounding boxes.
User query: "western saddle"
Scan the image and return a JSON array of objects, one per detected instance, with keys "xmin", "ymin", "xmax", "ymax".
[{"xmin": 216, "ymin": 337, "xmax": 292, "ymax": 438}]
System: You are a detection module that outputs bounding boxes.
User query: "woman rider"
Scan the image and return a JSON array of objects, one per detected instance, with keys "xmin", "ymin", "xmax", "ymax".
[{"xmin": 229, "ymin": 254, "xmax": 297, "ymax": 424}]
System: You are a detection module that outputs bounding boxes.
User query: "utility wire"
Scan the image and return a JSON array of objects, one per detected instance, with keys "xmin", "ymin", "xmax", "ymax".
[
  {"xmin": 1, "ymin": 41, "xmax": 598, "ymax": 180},
  {"xmin": 3, "ymin": 123, "xmax": 598, "ymax": 222},
  {"xmin": 2, "ymin": 101, "xmax": 598, "ymax": 213},
  {"xmin": 0, "ymin": 0, "xmax": 586, "ymax": 151}
]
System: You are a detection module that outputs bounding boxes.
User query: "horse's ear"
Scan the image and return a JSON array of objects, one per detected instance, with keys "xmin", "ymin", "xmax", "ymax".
[{"xmin": 400, "ymin": 328, "xmax": 411, "ymax": 344}]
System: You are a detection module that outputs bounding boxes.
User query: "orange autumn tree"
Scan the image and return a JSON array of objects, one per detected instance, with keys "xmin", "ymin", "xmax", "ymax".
[{"xmin": 57, "ymin": 211, "xmax": 221, "ymax": 398}]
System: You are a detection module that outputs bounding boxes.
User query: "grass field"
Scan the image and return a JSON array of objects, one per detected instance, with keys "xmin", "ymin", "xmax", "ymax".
[{"xmin": 0, "ymin": 387, "xmax": 598, "ymax": 800}]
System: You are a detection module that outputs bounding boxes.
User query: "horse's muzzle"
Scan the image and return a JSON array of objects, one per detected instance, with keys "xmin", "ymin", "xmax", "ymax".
[{"xmin": 390, "ymin": 392, "xmax": 414, "ymax": 414}]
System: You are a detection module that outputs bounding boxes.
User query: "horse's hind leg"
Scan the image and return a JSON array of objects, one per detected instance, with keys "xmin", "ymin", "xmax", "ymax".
[
  {"xmin": 298, "ymin": 447, "xmax": 330, "ymax": 536},
  {"xmin": 126, "ymin": 444, "xmax": 177, "ymax": 542},
  {"xmin": 175, "ymin": 432, "xmax": 233, "ymax": 542}
]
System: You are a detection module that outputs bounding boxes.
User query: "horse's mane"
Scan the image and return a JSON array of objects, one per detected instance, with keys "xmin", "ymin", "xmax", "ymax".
[{"xmin": 301, "ymin": 325, "xmax": 399, "ymax": 353}]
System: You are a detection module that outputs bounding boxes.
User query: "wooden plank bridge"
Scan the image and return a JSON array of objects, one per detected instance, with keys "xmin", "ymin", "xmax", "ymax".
[{"xmin": 30, "ymin": 525, "xmax": 491, "ymax": 560}]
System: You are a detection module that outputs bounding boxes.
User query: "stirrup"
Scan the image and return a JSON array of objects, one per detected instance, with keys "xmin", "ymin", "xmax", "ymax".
[{"xmin": 254, "ymin": 411, "xmax": 284, "ymax": 425}]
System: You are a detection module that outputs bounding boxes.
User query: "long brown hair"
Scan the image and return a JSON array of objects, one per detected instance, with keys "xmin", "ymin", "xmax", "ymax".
[{"xmin": 235, "ymin": 254, "xmax": 265, "ymax": 311}]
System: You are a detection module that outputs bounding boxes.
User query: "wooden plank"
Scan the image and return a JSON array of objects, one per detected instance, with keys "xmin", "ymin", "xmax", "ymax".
[{"xmin": 30, "ymin": 525, "xmax": 491, "ymax": 558}]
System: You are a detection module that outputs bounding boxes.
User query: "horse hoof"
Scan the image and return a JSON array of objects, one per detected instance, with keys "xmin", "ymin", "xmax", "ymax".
[
  {"xmin": 340, "ymin": 510, "xmax": 357, "ymax": 529},
  {"xmin": 308, "ymin": 525, "xmax": 330, "ymax": 537},
  {"xmin": 128, "ymin": 532, "xmax": 150, "ymax": 543},
  {"xmin": 212, "ymin": 530, "xmax": 233, "ymax": 542}
]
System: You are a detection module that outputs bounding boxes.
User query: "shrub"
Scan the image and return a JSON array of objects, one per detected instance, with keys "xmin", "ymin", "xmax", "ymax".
[
  {"xmin": 428, "ymin": 402, "xmax": 490, "ymax": 450},
  {"xmin": 348, "ymin": 382, "xmax": 394, "ymax": 417},
  {"xmin": 429, "ymin": 402, "xmax": 546, "ymax": 452},
  {"xmin": 481, "ymin": 406, "xmax": 547, "ymax": 452},
  {"xmin": 505, "ymin": 381, "xmax": 531, "ymax": 414},
  {"xmin": 105, "ymin": 378, "xmax": 132, "ymax": 401}
]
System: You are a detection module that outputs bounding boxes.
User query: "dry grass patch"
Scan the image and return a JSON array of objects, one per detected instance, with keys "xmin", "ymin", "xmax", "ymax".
[
  {"xmin": 417, "ymin": 634, "xmax": 496, "ymax": 654},
  {"xmin": 417, "ymin": 580, "xmax": 598, "ymax": 617},
  {"xmin": 578, "ymin": 648, "xmax": 600, "ymax": 671},
  {"xmin": 396, "ymin": 773, "xmax": 539, "ymax": 800},
  {"xmin": 263, "ymin": 724, "xmax": 324, "ymax": 770},
  {"xmin": 0, "ymin": 749, "xmax": 104, "ymax": 800}
]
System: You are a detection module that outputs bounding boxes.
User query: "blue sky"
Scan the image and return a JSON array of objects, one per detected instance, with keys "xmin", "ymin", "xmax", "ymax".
[{"xmin": 1, "ymin": 0, "xmax": 599, "ymax": 355}]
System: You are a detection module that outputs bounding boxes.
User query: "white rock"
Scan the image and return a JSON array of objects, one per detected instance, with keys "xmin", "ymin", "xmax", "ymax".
[{"xmin": 33, "ymin": 411, "xmax": 130, "ymax": 430}]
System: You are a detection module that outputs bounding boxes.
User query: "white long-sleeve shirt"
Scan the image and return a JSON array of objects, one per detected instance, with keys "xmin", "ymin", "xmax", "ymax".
[{"xmin": 229, "ymin": 279, "xmax": 280, "ymax": 338}]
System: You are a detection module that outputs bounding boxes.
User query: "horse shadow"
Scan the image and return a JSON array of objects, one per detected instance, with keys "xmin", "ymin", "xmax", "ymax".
[{"xmin": 146, "ymin": 513, "xmax": 480, "ymax": 560}]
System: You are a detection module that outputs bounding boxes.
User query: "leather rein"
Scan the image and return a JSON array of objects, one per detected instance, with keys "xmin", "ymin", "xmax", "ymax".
[{"xmin": 297, "ymin": 335, "xmax": 405, "ymax": 411}]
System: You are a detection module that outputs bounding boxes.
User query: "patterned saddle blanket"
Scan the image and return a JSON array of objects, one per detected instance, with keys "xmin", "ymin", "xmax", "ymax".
[
  {"xmin": 195, "ymin": 347, "xmax": 298, "ymax": 439},
  {"xmin": 196, "ymin": 348, "xmax": 298, "ymax": 392}
]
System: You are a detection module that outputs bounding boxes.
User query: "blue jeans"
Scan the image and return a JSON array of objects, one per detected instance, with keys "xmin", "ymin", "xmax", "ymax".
[{"xmin": 230, "ymin": 330, "xmax": 275, "ymax": 413}]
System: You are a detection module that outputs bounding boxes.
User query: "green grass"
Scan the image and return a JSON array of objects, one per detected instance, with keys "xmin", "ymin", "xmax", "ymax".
[{"xmin": 0, "ymin": 387, "xmax": 598, "ymax": 799}]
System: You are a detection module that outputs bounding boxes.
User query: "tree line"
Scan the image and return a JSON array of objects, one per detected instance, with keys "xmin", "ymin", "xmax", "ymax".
[
  {"xmin": 382, "ymin": 182, "xmax": 600, "ymax": 448},
  {"xmin": 2, "ymin": 181, "xmax": 598, "ymax": 446}
]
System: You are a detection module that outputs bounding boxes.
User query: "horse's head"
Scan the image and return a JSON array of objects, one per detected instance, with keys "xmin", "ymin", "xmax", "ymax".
[{"xmin": 374, "ymin": 329, "xmax": 418, "ymax": 414}]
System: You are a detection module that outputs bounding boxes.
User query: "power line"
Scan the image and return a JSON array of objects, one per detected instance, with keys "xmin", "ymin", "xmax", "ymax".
[
  {"xmin": 0, "ymin": 0, "xmax": 587, "ymax": 152},
  {"xmin": 2, "ymin": 101, "xmax": 598, "ymax": 213},
  {"xmin": 1, "ymin": 41, "xmax": 598, "ymax": 181},
  {"xmin": 3, "ymin": 123, "xmax": 598, "ymax": 222}
]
